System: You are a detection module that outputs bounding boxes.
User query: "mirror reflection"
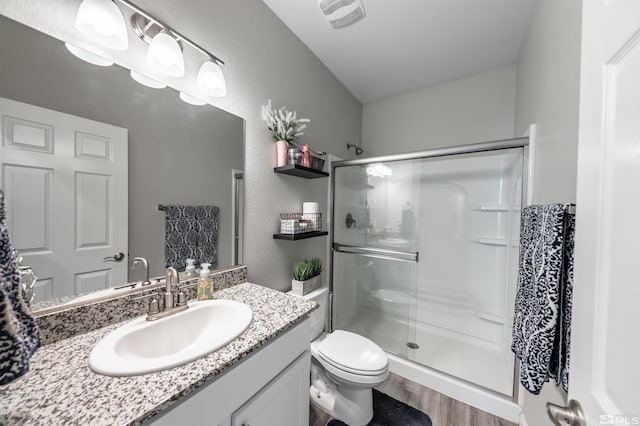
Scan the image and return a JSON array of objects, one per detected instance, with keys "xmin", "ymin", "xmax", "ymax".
[{"xmin": 0, "ymin": 15, "xmax": 244, "ymax": 311}]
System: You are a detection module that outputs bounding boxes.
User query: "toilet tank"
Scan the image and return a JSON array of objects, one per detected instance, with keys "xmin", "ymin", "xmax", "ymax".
[{"xmin": 292, "ymin": 287, "xmax": 328, "ymax": 341}]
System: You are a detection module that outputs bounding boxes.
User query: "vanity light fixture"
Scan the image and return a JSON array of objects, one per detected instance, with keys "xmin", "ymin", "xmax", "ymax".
[
  {"xmin": 179, "ymin": 92, "xmax": 207, "ymax": 106},
  {"xmin": 64, "ymin": 42, "xmax": 114, "ymax": 67},
  {"xmin": 75, "ymin": 0, "xmax": 128, "ymax": 50},
  {"xmin": 130, "ymin": 70, "xmax": 166, "ymax": 89},
  {"xmin": 197, "ymin": 60, "xmax": 227, "ymax": 97},
  {"xmin": 72, "ymin": 0, "xmax": 227, "ymax": 96},
  {"xmin": 146, "ymin": 31, "xmax": 185, "ymax": 77}
]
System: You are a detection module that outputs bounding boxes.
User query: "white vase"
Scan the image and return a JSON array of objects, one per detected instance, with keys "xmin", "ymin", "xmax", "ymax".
[
  {"xmin": 275, "ymin": 141, "xmax": 288, "ymax": 167},
  {"xmin": 291, "ymin": 274, "xmax": 322, "ymax": 296}
]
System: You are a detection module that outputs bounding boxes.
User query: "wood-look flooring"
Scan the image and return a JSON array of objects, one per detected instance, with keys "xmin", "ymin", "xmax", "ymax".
[{"xmin": 309, "ymin": 372, "xmax": 518, "ymax": 426}]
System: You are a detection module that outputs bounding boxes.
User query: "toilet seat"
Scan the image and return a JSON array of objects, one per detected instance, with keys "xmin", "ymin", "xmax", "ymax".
[{"xmin": 316, "ymin": 330, "xmax": 388, "ymax": 377}]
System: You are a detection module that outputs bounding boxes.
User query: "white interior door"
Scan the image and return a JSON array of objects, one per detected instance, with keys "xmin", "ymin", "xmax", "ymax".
[
  {"xmin": 569, "ymin": 1, "xmax": 640, "ymax": 424},
  {"xmin": 0, "ymin": 97, "xmax": 128, "ymax": 300}
]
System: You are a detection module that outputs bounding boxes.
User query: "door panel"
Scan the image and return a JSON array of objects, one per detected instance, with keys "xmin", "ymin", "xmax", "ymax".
[
  {"xmin": 3, "ymin": 164, "xmax": 52, "ymax": 252},
  {"xmin": 75, "ymin": 172, "xmax": 110, "ymax": 248},
  {"xmin": 571, "ymin": 0, "xmax": 640, "ymax": 423},
  {"xmin": 0, "ymin": 96, "xmax": 128, "ymax": 301}
]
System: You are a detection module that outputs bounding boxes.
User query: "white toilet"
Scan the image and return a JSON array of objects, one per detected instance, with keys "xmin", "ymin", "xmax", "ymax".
[{"xmin": 297, "ymin": 287, "xmax": 389, "ymax": 426}]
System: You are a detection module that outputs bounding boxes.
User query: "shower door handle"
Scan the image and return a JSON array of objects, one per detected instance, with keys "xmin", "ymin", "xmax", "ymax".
[{"xmin": 333, "ymin": 243, "xmax": 419, "ymax": 263}]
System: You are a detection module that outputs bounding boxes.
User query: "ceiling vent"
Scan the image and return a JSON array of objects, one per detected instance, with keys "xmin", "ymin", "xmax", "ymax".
[{"xmin": 318, "ymin": 0, "xmax": 366, "ymax": 29}]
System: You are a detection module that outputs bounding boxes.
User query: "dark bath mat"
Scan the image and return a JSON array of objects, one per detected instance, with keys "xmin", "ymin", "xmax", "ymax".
[{"xmin": 327, "ymin": 389, "xmax": 432, "ymax": 426}]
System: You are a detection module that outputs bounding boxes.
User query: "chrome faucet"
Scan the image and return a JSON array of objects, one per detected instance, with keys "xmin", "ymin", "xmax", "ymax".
[
  {"xmin": 130, "ymin": 257, "xmax": 151, "ymax": 286},
  {"xmin": 140, "ymin": 267, "xmax": 188, "ymax": 321},
  {"xmin": 164, "ymin": 267, "xmax": 179, "ymax": 309}
]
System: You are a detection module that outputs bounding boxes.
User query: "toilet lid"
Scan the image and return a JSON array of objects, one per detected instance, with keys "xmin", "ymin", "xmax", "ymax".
[{"xmin": 317, "ymin": 330, "xmax": 388, "ymax": 375}]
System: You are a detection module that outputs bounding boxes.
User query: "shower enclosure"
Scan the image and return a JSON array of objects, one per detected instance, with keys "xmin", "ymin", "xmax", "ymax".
[{"xmin": 330, "ymin": 139, "xmax": 527, "ymax": 398}]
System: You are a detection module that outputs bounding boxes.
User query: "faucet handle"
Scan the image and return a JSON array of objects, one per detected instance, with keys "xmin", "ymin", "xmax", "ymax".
[{"xmin": 133, "ymin": 292, "xmax": 161, "ymax": 314}]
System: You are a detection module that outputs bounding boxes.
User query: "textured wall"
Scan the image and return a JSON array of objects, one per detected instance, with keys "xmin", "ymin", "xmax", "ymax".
[
  {"xmin": 513, "ymin": 0, "xmax": 582, "ymax": 424},
  {"xmin": 0, "ymin": 0, "xmax": 363, "ymax": 291},
  {"xmin": 362, "ymin": 66, "xmax": 516, "ymax": 156},
  {"xmin": 515, "ymin": 0, "xmax": 582, "ymax": 206}
]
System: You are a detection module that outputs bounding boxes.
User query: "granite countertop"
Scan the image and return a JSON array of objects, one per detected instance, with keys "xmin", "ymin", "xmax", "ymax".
[{"xmin": 0, "ymin": 283, "xmax": 317, "ymax": 426}]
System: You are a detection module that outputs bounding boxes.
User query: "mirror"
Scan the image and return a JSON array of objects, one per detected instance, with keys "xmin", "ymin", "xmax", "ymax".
[{"xmin": 0, "ymin": 15, "xmax": 245, "ymax": 311}]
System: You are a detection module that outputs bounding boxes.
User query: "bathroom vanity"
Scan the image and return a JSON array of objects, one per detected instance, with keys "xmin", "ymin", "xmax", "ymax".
[{"xmin": 0, "ymin": 283, "xmax": 316, "ymax": 425}]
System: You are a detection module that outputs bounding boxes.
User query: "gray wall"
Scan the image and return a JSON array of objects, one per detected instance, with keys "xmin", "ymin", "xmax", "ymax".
[
  {"xmin": 514, "ymin": 0, "xmax": 582, "ymax": 424},
  {"xmin": 0, "ymin": 0, "xmax": 362, "ymax": 291},
  {"xmin": 0, "ymin": 16, "xmax": 244, "ymax": 278},
  {"xmin": 362, "ymin": 65, "xmax": 516, "ymax": 156}
]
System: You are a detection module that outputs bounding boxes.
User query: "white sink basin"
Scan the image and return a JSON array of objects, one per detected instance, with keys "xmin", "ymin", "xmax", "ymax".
[{"xmin": 88, "ymin": 300, "xmax": 253, "ymax": 376}]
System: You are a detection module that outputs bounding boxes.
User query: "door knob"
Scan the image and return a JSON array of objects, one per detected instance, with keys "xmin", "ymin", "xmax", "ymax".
[
  {"xmin": 547, "ymin": 399, "xmax": 585, "ymax": 426},
  {"xmin": 104, "ymin": 252, "xmax": 125, "ymax": 262}
]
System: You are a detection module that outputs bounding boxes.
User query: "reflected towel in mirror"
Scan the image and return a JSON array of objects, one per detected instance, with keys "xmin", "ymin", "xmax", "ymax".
[{"xmin": 164, "ymin": 205, "xmax": 219, "ymax": 269}]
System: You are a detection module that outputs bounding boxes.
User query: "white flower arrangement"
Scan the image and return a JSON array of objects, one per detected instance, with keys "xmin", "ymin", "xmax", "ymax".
[{"xmin": 261, "ymin": 99, "xmax": 310, "ymax": 145}]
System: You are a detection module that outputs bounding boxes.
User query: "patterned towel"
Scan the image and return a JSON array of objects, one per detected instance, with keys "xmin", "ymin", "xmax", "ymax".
[
  {"xmin": 164, "ymin": 205, "xmax": 219, "ymax": 269},
  {"xmin": 0, "ymin": 190, "xmax": 41, "ymax": 385},
  {"xmin": 511, "ymin": 204, "xmax": 575, "ymax": 394}
]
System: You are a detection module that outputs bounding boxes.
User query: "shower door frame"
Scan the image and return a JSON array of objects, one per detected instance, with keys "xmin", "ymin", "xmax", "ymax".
[{"xmin": 328, "ymin": 137, "xmax": 530, "ymax": 403}]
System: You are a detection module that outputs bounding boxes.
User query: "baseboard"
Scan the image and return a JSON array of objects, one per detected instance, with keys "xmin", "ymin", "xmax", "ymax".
[{"xmin": 388, "ymin": 353, "xmax": 522, "ymax": 423}]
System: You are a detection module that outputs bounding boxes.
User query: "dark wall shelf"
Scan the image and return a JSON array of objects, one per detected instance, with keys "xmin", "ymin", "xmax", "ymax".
[
  {"xmin": 274, "ymin": 164, "xmax": 329, "ymax": 179},
  {"xmin": 273, "ymin": 231, "xmax": 329, "ymax": 241}
]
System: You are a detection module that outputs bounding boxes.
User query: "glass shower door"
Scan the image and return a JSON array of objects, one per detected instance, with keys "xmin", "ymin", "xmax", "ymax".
[
  {"xmin": 331, "ymin": 146, "xmax": 524, "ymax": 396},
  {"xmin": 331, "ymin": 159, "xmax": 421, "ymax": 358}
]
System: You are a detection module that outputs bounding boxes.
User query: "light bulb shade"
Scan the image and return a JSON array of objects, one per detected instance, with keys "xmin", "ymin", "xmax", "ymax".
[
  {"xmin": 179, "ymin": 92, "xmax": 206, "ymax": 106},
  {"xmin": 147, "ymin": 32, "xmax": 185, "ymax": 77},
  {"xmin": 130, "ymin": 70, "xmax": 167, "ymax": 89},
  {"xmin": 75, "ymin": 0, "xmax": 128, "ymax": 51},
  {"xmin": 65, "ymin": 42, "xmax": 114, "ymax": 67},
  {"xmin": 197, "ymin": 61, "xmax": 227, "ymax": 97}
]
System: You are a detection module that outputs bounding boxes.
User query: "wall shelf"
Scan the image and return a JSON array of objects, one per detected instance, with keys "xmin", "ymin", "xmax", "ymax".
[
  {"xmin": 274, "ymin": 164, "xmax": 329, "ymax": 179},
  {"xmin": 273, "ymin": 231, "xmax": 329, "ymax": 241}
]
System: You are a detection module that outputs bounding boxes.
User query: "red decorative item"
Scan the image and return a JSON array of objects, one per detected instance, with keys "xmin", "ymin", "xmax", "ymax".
[{"xmin": 301, "ymin": 145, "xmax": 311, "ymax": 168}]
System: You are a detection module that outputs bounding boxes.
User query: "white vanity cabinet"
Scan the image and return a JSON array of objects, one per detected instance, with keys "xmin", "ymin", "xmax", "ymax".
[
  {"xmin": 231, "ymin": 352, "xmax": 310, "ymax": 426},
  {"xmin": 148, "ymin": 318, "xmax": 310, "ymax": 426}
]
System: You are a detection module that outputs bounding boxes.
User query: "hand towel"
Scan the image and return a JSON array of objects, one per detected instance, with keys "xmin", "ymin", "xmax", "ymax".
[
  {"xmin": 164, "ymin": 205, "xmax": 219, "ymax": 269},
  {"xmin": 549, "ymin": 211, "xmax": 574, "ymax": 392},
  {"xmin": 0, "ymin": 190, "xmax": 42, "ymax": 385},
  {"xmin": 511, "ymin": 204, "xmax": 574, "ymax": 394}
]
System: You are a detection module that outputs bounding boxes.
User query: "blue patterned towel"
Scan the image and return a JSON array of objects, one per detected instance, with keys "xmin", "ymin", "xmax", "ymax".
[
  {"xmin": 511, "ymin": 204, "xmax": 575, "ymax": 394},
  {"xmin": 164, "ymin": 205, "xmax": 219, "ymax": 269},
  {"xmin": 0, "ymin": 190, "xmax": 41, "ymax": 385}
]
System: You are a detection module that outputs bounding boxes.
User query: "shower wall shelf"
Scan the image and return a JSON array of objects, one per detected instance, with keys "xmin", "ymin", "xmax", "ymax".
[
  {"xmin": 470, "ymin": 205, "xmax": 520, "ymax": 212},
  {"xmin": 470, "ymin": 237, "xmax": 518, "ymax": 246},
  {"xmin": 273, "ymin": 231, "xmax": 329, "ymax": 240},
  {"xmin": 273, "ymin": 164, "xmax": 329, "ymax": 179}
]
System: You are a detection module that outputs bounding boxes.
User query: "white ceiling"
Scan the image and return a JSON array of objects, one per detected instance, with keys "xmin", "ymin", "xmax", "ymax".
[{"xmin": 262, "ymin": 0, "xmax": 536, "ymax": 104}]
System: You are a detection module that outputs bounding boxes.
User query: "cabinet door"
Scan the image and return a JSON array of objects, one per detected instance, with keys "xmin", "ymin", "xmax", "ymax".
[{"xmin": 232, "ymin": 351, "xmax": 310, "ymax": 426}]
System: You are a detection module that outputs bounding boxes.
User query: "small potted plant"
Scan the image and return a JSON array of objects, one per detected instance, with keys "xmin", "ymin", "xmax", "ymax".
[
  {"xmin": 291, "ymin": 257, "xmax": 322, "ymax": 296},
  {"xmin": 261, "ymin": 99, "xmax": 310, "ymax": 167}
]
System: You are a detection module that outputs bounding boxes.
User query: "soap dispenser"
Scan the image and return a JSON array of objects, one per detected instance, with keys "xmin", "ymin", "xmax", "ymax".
[
  {"xmin": 197, "ymin": 263, "xmax": 213, "ymax": 301},
  {"xmin": 184, "ymin": 259, "xmax": 196, "ymax": 280}
]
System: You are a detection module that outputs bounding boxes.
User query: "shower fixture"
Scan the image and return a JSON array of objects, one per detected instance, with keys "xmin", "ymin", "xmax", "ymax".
[{"xmin": 346, "ymin": 143, "xmax": 364, "ymax": 156}]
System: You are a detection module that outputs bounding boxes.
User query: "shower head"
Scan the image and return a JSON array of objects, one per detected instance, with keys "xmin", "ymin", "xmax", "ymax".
[{"xmin": 347, "ymin": 143, "xmax": 365, "ymax": 156}]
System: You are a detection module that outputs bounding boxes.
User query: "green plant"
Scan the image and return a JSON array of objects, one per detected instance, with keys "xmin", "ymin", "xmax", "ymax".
[
  {"xmin": 261, "ymin": 99, "xmax": 310, "ymax": 145},
  {"xmin": 292, "ymin": 257, "xmax": 323, "ymax": 281}
]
